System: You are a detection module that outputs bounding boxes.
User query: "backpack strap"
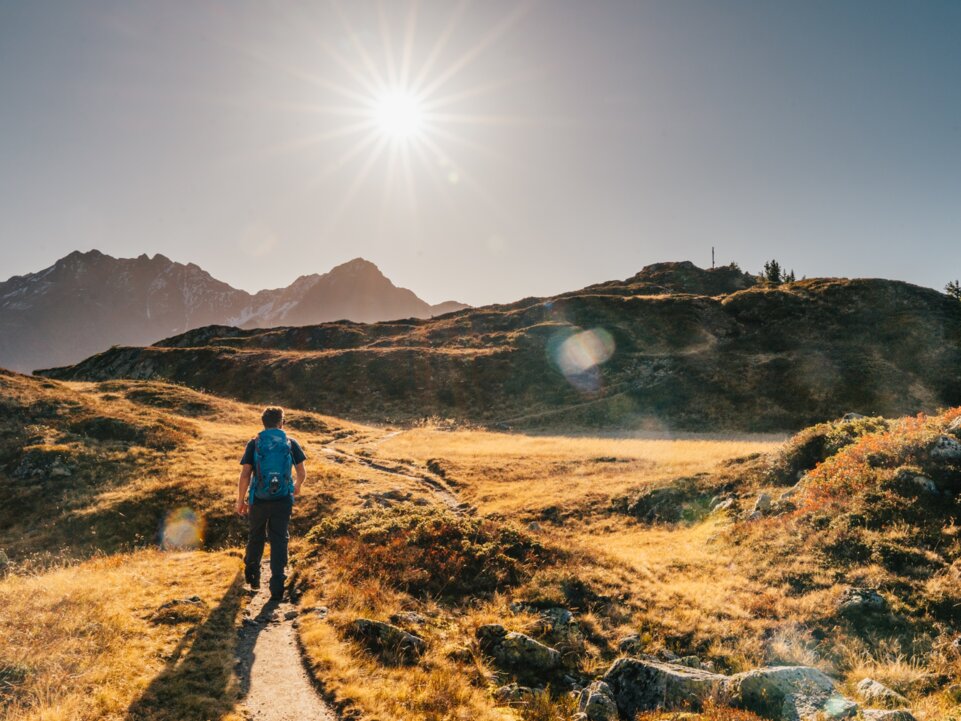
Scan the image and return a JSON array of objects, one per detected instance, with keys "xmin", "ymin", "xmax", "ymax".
[{"xmin": 249, "ymin": 437, "xmax": 260, "ymax": 504}]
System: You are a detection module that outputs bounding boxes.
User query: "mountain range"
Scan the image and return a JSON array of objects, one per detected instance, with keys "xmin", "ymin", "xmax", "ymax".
[
  {"xmin": 41, "ymin": 261, "xmax": 961, "ymax": 431},
  {"xmin": 0, "ymin": 250, "xmax": 467, "ymax": 372}
]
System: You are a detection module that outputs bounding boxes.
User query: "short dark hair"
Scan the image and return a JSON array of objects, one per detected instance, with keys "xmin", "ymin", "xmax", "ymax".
[{"xmin": 261, "ymin": 407, "xmax": 285, "ymax": 428}]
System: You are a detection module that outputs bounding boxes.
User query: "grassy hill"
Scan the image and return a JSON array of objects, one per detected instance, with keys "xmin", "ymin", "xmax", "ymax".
[
  {"xmin": 39, "ymin": 263, "xmax": 961, "ymax": 432},
  {"xmin": 3, "ymin": 369, "xmax": 961, "ymax": 720}
]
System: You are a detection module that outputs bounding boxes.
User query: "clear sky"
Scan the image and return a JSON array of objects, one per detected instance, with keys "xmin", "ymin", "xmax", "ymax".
[{"xmin": 1, "ymin": 1, "xmax": 959, "ymax": 305}]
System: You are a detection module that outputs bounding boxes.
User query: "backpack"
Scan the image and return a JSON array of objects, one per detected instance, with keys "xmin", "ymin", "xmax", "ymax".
[{"xmin": 249, "ymin": 428, "xmax": 294, "ymax": 502}]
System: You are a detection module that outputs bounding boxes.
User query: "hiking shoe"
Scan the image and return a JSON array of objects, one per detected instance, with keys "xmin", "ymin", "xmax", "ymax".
[{"xmin": 244, "ymin": 571, "xmax": 260, "ymax": 590}]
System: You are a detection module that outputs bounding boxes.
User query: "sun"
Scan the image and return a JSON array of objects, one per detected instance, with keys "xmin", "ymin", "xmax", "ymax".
[{"xmin": 372, "ymin": 89, "xmax": 425, "ymax": 140}]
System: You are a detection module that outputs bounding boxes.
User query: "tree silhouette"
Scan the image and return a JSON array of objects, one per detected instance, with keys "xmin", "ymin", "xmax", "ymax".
[{"xmin": 946, "ymin": 280, "xmax": 961, "ymax": 301}]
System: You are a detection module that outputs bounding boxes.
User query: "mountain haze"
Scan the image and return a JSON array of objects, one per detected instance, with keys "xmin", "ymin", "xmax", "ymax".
[
  {"xmin": 0, "ymin": 250, "xmax": 466, "ymax": 372},
  {"xmin": 41, "ymin": 261, "xmax": 961, "ymax": 432}
]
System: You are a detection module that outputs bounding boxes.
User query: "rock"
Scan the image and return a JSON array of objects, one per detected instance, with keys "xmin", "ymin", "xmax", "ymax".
[
  {"xmin": 861, "ymin": 711, "xmax": 916, "ymax": 721},
  {"xmin": 753, "ymin": 493, "xmax": 772, "ymax": 514},
  {"xmin": 677, "ymin": 655, "xmax": 703, "ymax": 669},
  {"xmin": 730, "ymin": 665, "xmax": 857, "ymax": 720},
  {"xmin": 930, "ymin": 434, "xmax": 961, "ymax": 461},
  {"xmin": 837, "ymin": 587, "xmax": 888, "ymax": 616},
  {"xmin": 527, "ymin": 521, "xmax": 542, "ymax": 532},
  {"xmin": 389, "ymin": 610, "xmax": 427, "ymax": 627},
  {"xmin": 856, "ymin": 678, "xmax": 909, "ymax": 707},
  {"xmin": 348, "ymin": 618, "xmax": 425, "ymax": 663},
  {"xmin": 947, "ymin": 416, "xmax": 961, "ymax": 438},
  {"xmin": 911, "ymin": 475, "xmax": 938, "ymax": 494},
  {"xmin": 658, "ymin": 648, "xmax": 680, "ymax": 662},
  {"xmin": 476, "ymin": 624, "xmax": 561, "ymax": 674},
  {"xmin": 780, "ymin": 485, "xmax": 800, "ymax": 502},
  {"xmin": 617, "ymin": 634, "xmax": 642, "ymax": 654},
  {"xmin": 842, "ymin": 413, "xmax": 866, "ymax": 421},
  {"xmin": 493, "ymin": 683, "xmax": 534, "ymax": 705},
  {"xmin": 577, "ymin": 680, "xmax": 618, "ymax": 721},
  {"xmin": 477, "ymin": 623, "xmax": 508, "ymax": 645},
  {"xmin": 712, "ymin": 498, "xmax": 735, "ymax": 513},
  {"xmin": 602, "ymin": 658, "xmax": 727, "ymax": 717},
  {"xmin": 946, "ymin": 683, "xmax": 961, "ymax": 702},
  {"xmin": 283, "ymin": 610, "xmax": 298, "ymax": 621},
  {"xmin": 538, "ymin": 607, "xmax": 575, "ymax": 634}
]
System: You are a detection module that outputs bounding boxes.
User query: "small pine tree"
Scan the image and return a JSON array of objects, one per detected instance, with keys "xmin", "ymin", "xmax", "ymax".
[
  {"xmin": 784, "ymin": 269, "xmax": 796, "ymax": 283},
  {"xmin": 946, "ymin": 280, "xmax": 961, "ymax": 301},
  {"xmin": 762, "ymin": 259, "xmax": 783, "ymax": 283}
]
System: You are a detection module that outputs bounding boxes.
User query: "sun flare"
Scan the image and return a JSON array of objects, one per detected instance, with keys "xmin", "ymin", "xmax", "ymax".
[{"xmin": 372, "ymin": 89, "xmax": 425, "ymax": 139}]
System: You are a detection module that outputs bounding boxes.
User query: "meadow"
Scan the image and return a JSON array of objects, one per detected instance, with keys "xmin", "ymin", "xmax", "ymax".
[{"xmin": 1, "ymin": 369, "xmax": 958, "ymax": 720}]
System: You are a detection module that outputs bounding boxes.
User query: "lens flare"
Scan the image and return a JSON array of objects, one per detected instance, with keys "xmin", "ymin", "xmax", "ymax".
[
  {"xmin": 160, "ymin": 507, "xmax": 205, "ymax": 550},
  {"xmin": 556, "ymin": 328, "xmax": 615, "ymax": 376},
  {"xmin": 548, "ymin": 327, "xmax": 616, "ymax": 393}
]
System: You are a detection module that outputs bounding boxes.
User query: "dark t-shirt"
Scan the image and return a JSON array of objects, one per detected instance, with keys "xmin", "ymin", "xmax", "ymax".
[{"xmin": 241, "ymin": 435, "xmax": 307, "ymax": 504}]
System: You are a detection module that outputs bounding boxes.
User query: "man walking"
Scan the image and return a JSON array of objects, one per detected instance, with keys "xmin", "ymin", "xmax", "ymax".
[{"xmin": 237, "ymin": 406, "xmax": 307, "ymax": 601}]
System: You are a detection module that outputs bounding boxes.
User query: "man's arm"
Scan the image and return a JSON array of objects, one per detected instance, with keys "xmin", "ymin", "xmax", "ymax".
[
  {"xmin": 294, "ymin": 461, "xmax": 307, "ymax": 496},
  {"xmin": 237, "ymin": 464, "xmax": 253, "ymax": 515}
]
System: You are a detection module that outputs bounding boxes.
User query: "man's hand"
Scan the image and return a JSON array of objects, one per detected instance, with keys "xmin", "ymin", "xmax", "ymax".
[{"xmin": 236, "ymin": 498, "xmax": 248, "ymax": 516}]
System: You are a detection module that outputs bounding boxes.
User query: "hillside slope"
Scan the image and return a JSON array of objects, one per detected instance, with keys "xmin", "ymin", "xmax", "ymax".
[
  {"xmin": 0, "ymin": 251, "xmax": 467, "ymax": 373},
  {"xmin": 42, "ymin": 262, "xmax": 961, "ymax": 432},
  {"xmin": 3, "ymin": 370, "xmax": 961, "ymax": 719}
]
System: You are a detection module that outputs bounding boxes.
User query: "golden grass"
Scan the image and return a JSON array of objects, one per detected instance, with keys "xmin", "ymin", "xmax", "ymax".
[
  {"xmin": 0, "ymin": 549, "xmax": 243, "ymax": 721},
  {"xmin": 371, "ymin": 428, "xmax": 779, "ymax": 515}
]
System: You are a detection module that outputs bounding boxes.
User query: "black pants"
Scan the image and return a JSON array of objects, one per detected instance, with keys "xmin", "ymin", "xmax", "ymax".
[{"xmin": 244, "ymin": 499, "xmax": 292, "ymax": 596}]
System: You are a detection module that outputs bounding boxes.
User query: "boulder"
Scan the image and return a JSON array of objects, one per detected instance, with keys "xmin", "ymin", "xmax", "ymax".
[
  {"xmin": 861, "ymin": 711, "xmax": 916, "ymax": 721},
  {"xmin": 602, "ymin": 658, "xmax": 727, "ymax": 717},
  {"xmin": 754, "ymin": 493, "xmax": 773, "ymax": 514},
  {"xmin": 730, "ymin": 666, "xmax": 858, "ymax": 720},
  {"xmin": 837, "ymin": 587, "xmax": 888, "ymax": 616},
  {"xmin": 930, "ymin": 434, "xmax": 961, "ymax": 461},
  {"xmin": 577, "ymin": 680, "xmax": 618, "ymax": 721},
  {"xmin": 493, "ymin": 682, "xmax": 534, "ymax": 705},
  {"xmin": 856, "ymin": 678, "xmax": 909, "ymax": 708},
  {"xmin": 476, "ymin": 624, "xmax": 561, "ymax": 673},
  {"xmin": 348, "ymin": 618, "xmax": 425, "ymax": 663}
]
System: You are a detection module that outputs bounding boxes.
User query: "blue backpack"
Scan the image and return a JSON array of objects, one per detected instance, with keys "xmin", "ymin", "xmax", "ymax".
[{"xmin": 250, "ymin": 428, "xmax": 294, "ymax": 502}]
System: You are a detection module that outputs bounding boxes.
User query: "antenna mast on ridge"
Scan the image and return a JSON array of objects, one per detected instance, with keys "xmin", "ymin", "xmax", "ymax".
[{"xmin": 712, "ymin": 246, "xmax": 715, "ymax": 269}]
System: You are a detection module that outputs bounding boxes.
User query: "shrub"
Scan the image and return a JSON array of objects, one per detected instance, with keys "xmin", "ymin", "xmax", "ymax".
[
  {"xmin": 767, "ymin": 416, "xmax": 889, "ymax": 485},
  {"xmin": 305, "ymin": 504, "xmax": 547, "ymax": 599}
]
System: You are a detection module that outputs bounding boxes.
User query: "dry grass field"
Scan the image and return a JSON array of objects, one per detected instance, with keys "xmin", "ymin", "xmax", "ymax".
[{"xmin": 2, "ymin": 369, "xmax": 960, "ymax": 721}]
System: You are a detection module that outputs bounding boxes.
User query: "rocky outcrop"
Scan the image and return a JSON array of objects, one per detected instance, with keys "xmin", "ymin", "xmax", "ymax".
[
  {"xmin": 601, "ymin": 658, "xmax": 727, "ymax": 717},
  {"xmin": 930, "ymin": 434, "xmax": 961, "ymax": 461},
  {"xmin": 576, "ymin": 680, "xmax": 618, "ymax": 721},
  {"xmin": 856, "ymin": 678, "xmax": 909, "ymax": 708},
  {"xmin": 476, "ymin": 624, "xmax": 561, "ymax": 675},
  {"xmin": 730, "ymin": 666, "xmax": 857, "ymax": 720},
  {"xmin": 347, "ymin": 618, "xmax": 425, "ymax": 663},
  {"xmin": 836, "ymin": 587, "xmax": 888, "ymax": 618},
  {"xmin": 861, "ymin": 711, "xmax": 917, "ymax": 721},
  {"xmin": 599, "ymin": 660, "xmax": 871, "ymax": 721}
]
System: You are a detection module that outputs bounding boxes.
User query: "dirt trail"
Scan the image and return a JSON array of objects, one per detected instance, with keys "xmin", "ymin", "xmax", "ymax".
[
  {"xmin": 321, "ymin": 443, "xmax": 462, "ymax": 510},
  {"xmin": 236, "ymin": 561, "xmax": 337, "ymax": 721}
]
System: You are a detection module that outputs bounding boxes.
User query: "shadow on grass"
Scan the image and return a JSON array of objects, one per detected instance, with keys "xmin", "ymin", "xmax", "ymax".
[{"xmin": 125, "ymin": 571, "xmax": 245, "ymax": 721}]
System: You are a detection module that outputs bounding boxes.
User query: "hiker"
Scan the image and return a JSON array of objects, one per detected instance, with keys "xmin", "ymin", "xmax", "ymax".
[{"xmin": 237, "ymin": 406, "xmax": 307, "ymax": 601}]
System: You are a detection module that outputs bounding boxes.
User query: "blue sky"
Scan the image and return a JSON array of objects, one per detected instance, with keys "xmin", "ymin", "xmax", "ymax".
[{"xmin": 1, "ymin": 1, "xmax": 959, "ymax": 305}]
